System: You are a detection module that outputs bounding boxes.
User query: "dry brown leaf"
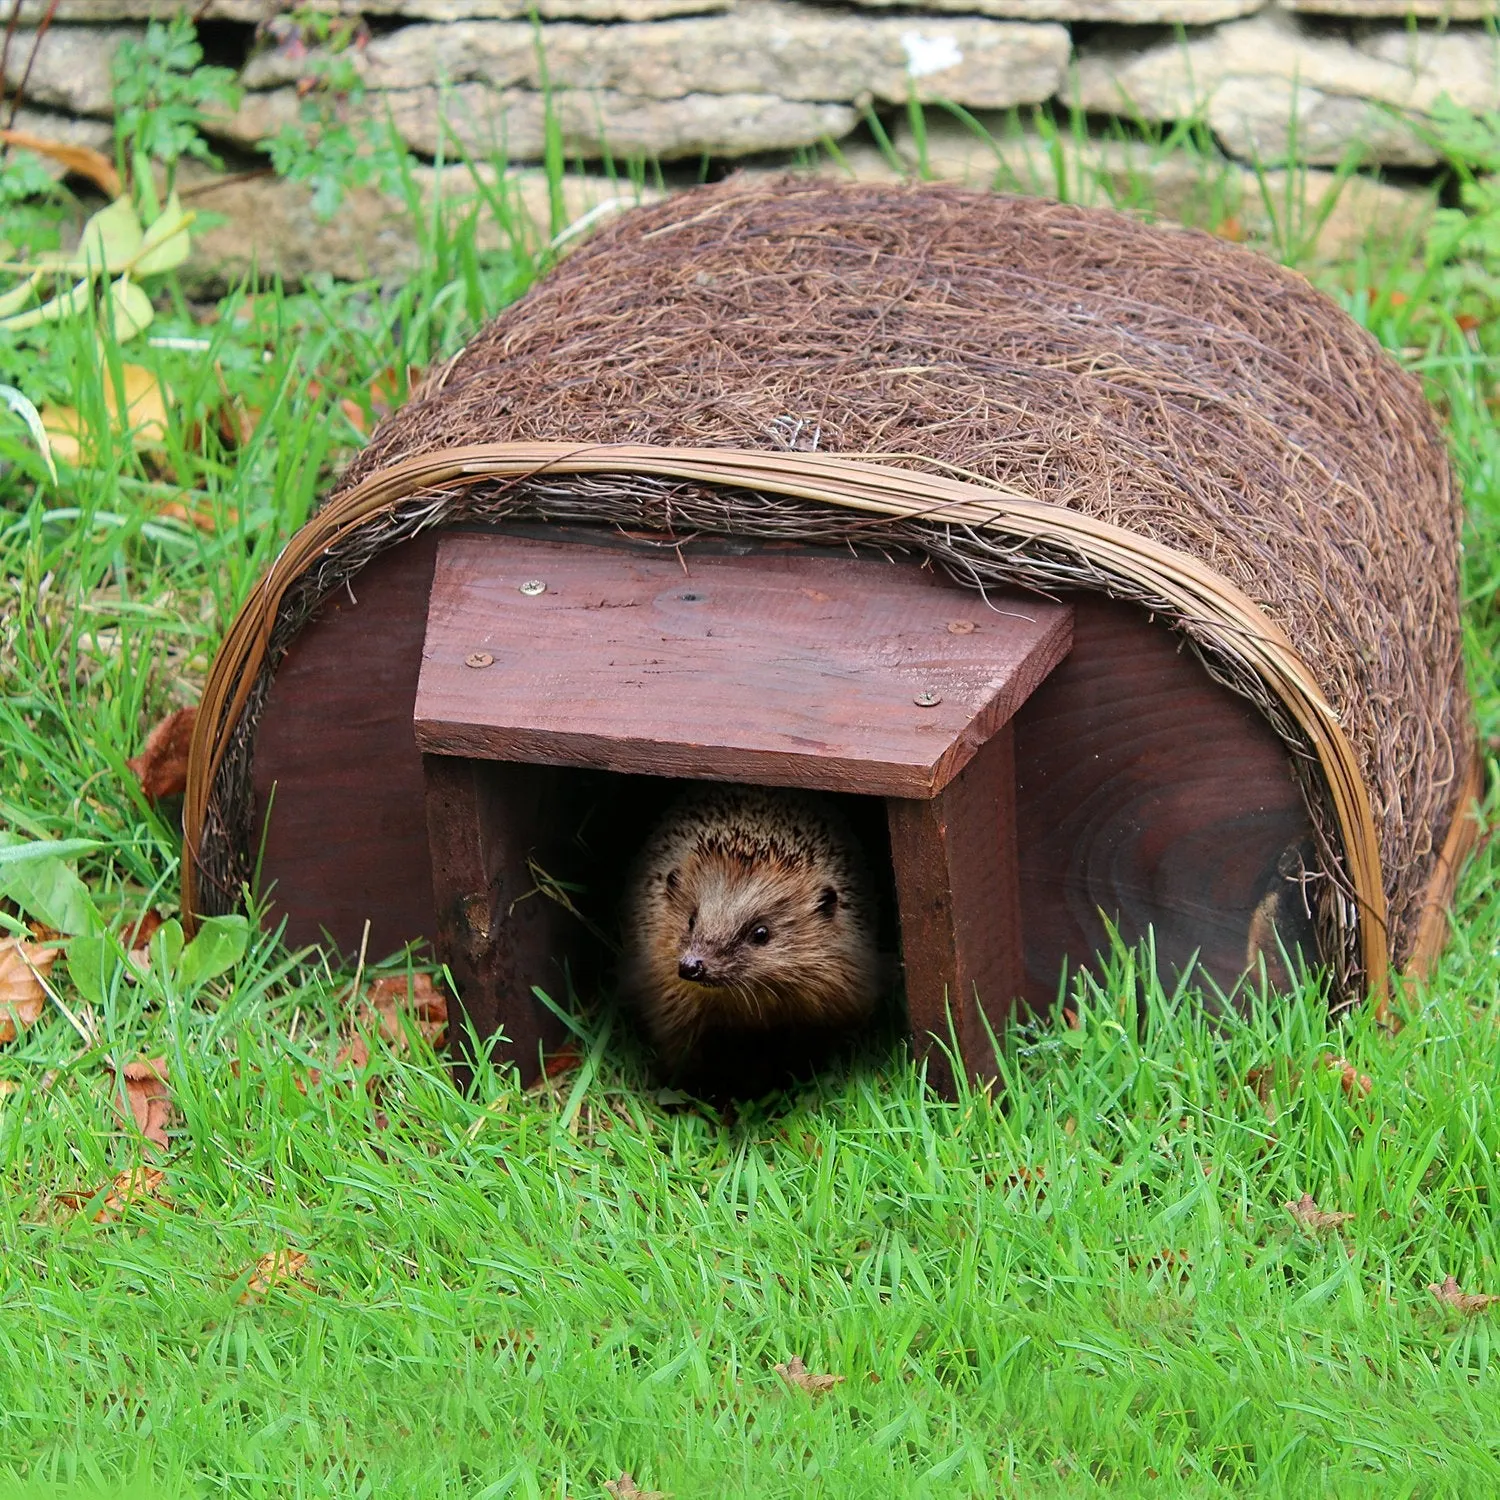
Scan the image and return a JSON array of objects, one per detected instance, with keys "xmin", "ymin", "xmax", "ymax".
[
  {"xmin": 120, "ymin": 909, "xmax": 164, "ymax": 973},
  {"xmin": 0, "ymin": 129, "xmax": 122, "ymax": 196},
  {"xmin": 544, "ymin": 1043, "xmax": 583, "ymax": 1079},
  {"xmin": 1321, "ymin": 1055, "xmax": 1373, "ymax": 1098},
  {"xmin": 1004, "ymin": 1164, "xmax": 1046, "ymax": 1196},
  {"xmin": 126, "ymin": 706, "xmax": 197, "ymax": 800},
  {"xmin": 121, "ymin": 910, "xmax": 165, "ymax": 951},
  {"xmin": 360, "ymin": 972, "xmax": 449, "ymax": 1051},
  {"xmin": 1285, "ymin": 1193, "xmax": 1354, "ymax": 1234},
  {"xmin": 116, "ymin": 1057, "xmax": 173, "ymax": 1148},
  {"xmin": 1246, "ymin": 1060, "xmax": 1300, "ymax": 1104},
  {"xmin": 774, "ymin": 1355, "xmax": 844, "ymax": 1395},
  {"xmin": 0, "ymin": 938, "xmax": 58, "ymax": 1043},
  {"xmin": 331, "ymin": 1031, "xmax": 371, "ymax": 1073},
  {"xmin": 603, "ymin": 1477, "xmax": 666, "ymax": 1499},
  {"xmin": 1428, "ymin": 1275, "xmax": 1500, "ymax": 1315},
  {"xmin": 94, "ymin": 1164, "xmax": 167, "ymax": 1223},
  {"xmin": 240, "ymin": 1247, "xmax": 312, "ymax": 1302}
]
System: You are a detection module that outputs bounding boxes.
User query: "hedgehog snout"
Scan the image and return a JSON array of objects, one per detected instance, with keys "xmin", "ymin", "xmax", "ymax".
[{"xmin": 678, "ymin": 954, "xmax": 711, "ymax": 984}]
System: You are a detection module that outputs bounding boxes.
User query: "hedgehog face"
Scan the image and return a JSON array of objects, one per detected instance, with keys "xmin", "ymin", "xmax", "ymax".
[{"xmin": 664, "ymin": 849, "xmax": 842, "ymax": 1015}]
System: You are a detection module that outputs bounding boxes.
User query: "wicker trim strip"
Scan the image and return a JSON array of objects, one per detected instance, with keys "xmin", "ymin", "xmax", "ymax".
[{"xmin": 182, "ymin": 440, "xmax": 1390, "ymax": 1000}]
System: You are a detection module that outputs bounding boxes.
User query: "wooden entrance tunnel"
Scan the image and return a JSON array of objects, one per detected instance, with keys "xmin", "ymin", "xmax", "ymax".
[{"xmin": 416, "ymin": 531, "xmax": 1072, "ymax": 1096}]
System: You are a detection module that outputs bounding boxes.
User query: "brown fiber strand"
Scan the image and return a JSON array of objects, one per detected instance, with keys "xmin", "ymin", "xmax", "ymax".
[{"xmin": 183, "ymin": 179, "xmax": 1475, "ymax": 1003}]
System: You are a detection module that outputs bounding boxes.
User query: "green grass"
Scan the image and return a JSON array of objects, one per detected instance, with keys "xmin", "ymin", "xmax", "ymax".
[{"xmin": 1, "ymin": 130, "xmax": 1499, "ymax": 1496}]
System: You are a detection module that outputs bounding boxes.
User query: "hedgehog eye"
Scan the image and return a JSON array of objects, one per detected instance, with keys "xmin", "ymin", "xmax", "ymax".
[
  {"xmin": 749, "ymin": 924, "xmax": 771, "ymax": 946},
  {"xmin": 665, "ymin": 868, "xmax": 680, "ymax": 894},
  {"xmin": 817, "ymin": 886, "xmax": 838, "ymax": 918},
  {"xmin": 687, "ymin": 909, "xmax": 697, "ymax": 934}
]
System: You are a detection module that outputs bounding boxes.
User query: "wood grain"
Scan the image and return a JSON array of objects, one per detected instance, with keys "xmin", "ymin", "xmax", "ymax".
[
  {"xmin": 423, "ymin": 756, "xmax": 575, "ymax": 1087},
  {"xmin": 414, "ymin": 532, "xmax": 1073, "ymax": 799},
  {"xmin": 251, "ymin": 535, "xmax": 437, "ymax": 959},
  {"xmin": 1013, "ymin": 595, "xmax": 1319, "ymax": 1013},
  {"xmin": 887, "ymin": 726, "xmax": 1022, "ymax": 1095}
]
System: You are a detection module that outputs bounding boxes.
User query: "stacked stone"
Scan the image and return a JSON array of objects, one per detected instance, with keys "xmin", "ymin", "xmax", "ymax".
[
  {"xmin": 4, "ymin": 0, "xmax": 1497, "ymax": 169},
  {"xmin": 4, "ymin": 1, "xmax": 1495, "ymax": 283}
]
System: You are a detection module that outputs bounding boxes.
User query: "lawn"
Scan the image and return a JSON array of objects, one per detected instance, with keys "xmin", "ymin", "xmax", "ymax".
[{"xmin": 2, "ymin": 133, "xmax": 1499, "ymax": 1496}]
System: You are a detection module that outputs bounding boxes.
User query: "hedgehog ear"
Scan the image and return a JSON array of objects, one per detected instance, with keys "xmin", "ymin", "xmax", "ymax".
[
  {"xmin": 665, "ymin": 868, "xmax": 680, "ymax": 893},
  {"xmin": 817, "ymin": 886, "xmax": 838, "ymax": 918}
]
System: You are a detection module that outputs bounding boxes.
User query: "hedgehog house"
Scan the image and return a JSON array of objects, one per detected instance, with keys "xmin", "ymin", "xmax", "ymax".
[{"xmin": 183, "ymin": 181, "xmax": 1480, "ymax": 1096}]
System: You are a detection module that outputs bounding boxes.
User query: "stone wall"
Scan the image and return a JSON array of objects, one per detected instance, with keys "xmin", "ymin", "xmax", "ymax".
[{"xmin": 5, "ymin": 0, "xmax": 1496, "ymax": 281}]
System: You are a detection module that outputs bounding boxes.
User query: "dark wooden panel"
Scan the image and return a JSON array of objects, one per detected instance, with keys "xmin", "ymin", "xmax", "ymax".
[
  {"xmin": 414, "ymin": 532, "xmax": 1073, "ymax": 799},
  {"xmin": 888, "ymin": 726, "xmax": 1023, "ymax": 1097},
  {"xmin": 251, "ymin": 536, "xmax": 438, "ymax": 959},
  {"xmin": 423, "ymin": 756, "xmax": 575, "ymax": 1087},
  {"xmin": 250, "ymin": 525, "xmax": 1319, "ymax": 1038},
  {"xmin": 1013, "ymin": 595, "xmax": 1319, "ymax": 1013}
]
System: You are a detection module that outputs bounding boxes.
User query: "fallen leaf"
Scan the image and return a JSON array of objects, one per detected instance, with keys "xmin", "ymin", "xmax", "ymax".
[
  {"xmin": 361, "ymin": 972, "xmax": 449, "ymax": 1051},
  {"xmin": 774, "ymin": 1355, "xmax": 844, "ymax": 1395},
  {"xmin": 1321, "ymin": 1055, "xmax": 1372, "ymax": 1098},
  {"xmin": 1428, "ymin": 1275, "xmax": 1500, "ymax": 1315},
  {"xmin": 115, "ymin": 1057, "xmax": 173, "ymax": 1148},
  {"xmin": 1456, "ymin": 312, "xmax": 1481, "ymax": 334},
  {"xmin": 94, "ymin": 1164, "xmax": 167, "ymax": 1223},
  {"xmin": 1132, "ymin": 1247, "xmax": 1192, "ymax": 1284},
  {"xmin": 1004, "ymin": 1164, "xmax": 1047, "ymax": 1196},
  {"xmin": 0, "ymin": 129, "xmax": 122, "ymax": 197},
  {"xmin": 126, "ymin": 706, "xmax": 197, "ymax": 800},
  {"xmin": 121, "ymin": 910, "xmax": 165, "ymax": 951},
  {"xmin": 331, "ymin": 1031, "xmax": 372, "ymax": 1073},
  {"xmin": 603, "ymin": 1477, "xmax": 666, "ymax": 1499},
  {"xmin": 215, "ymin": 395, "xmax": 260, "ymax": 449},
  {"xmin": 544, "ymin": 1043, "xmax": 583, "ymax": 1079},
  {"xmin": 120, "ymin": 909, "xmax": 164, "ymax": 973},
  {"xmin": 0, "ymin": 937, "xmax": 58, "ymax": 1042},
  {"xmin": 1214, "ymin": 214, "xmax": 1246, "ymax": 243},
  {"xmin": 240, "ymin": 1247, "xmax": 312, "ymax": 1302},
  {"xmin": 338, "ymin": 396, "xmax": 369, "ymax": 435},
  {"xmin": 42, "ymin": 363, "xmax": 171, "ymax": 467},
  {"xmin": 1285, "ymin": 1193, "xmax": 1354, "ymax": 1234}
]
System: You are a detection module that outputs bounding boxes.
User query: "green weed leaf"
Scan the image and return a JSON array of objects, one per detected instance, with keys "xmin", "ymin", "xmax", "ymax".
[
  {"xmin": 65, "ymin": 933, "xmax": 122, "ymax": 1006},
  {"xmin": 178, "ymin": 915, "xmax": 249, "ymax": 990},
  {"xmin": 150, "ymin": 918, "xmax": 185, "ymax": 976},
  {"xmin": 0, "ymin": 835, "xmax": 104, "ymax": 935}
]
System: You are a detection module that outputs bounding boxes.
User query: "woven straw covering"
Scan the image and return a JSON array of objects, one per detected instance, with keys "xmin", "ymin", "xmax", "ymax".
[{"xmin": 185, "ymin": 178, "xmax": 1475, "ymax": 1000}]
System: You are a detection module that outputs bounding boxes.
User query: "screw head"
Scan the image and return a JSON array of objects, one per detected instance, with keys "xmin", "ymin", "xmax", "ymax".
[
  {"xmin": 518, "ymin": 579, "xmax": 546, "ymax": 596},
  {"xmin": 465, "ymin": 652, "xmax": 494, "ymax": 669},
  {"xmin": 946, "ymin": 619, "xmax": 976, "ymax": 635},
  {"xmin": 913, "ymin": 690, "xmax": 942, "ymax": 708}
]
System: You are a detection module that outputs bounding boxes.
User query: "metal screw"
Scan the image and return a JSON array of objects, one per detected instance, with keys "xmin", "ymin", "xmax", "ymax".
[
  {"xmin": 946, "ymin": 619, "xmax": 976, "ymax": 635},
  {"xmin": 518, "ymin": 579, "xmax": 546, "ymax": 596},
  {"xmin": 913, "ymin": 690, "xmax": 942, "ymax": 707},
  {"xmin": 465, "ymin": 652, "xmax": 494, "ymax": 669}
]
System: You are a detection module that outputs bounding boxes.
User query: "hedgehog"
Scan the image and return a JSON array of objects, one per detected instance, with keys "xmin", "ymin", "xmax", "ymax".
[{"xmin": 620, "ymin": 784, "xmax": 880, "ymax": 1083}]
